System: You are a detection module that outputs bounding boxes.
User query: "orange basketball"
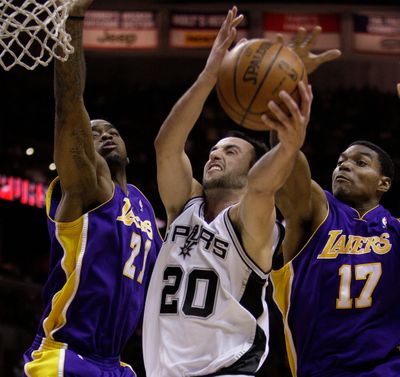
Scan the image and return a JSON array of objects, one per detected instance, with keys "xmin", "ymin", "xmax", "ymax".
[{"xmin": 216, "ymin": 39, "xmax": 308, "ymax": 131}]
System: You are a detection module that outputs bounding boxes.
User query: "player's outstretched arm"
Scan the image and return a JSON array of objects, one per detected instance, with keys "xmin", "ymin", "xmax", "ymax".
[
  {"xmin": 229, "ymin": 83, "xmax": 311, "ymax": 271},
  {"xmin": 54, "ymin": 0, "xmax": 110, "ymax": 220},
  {"xmin": 265, "ymin": 83, "xmax": 327, "ymax": 263},
  {"xmin": 278, "ymin": 26, "xmax": 341, "ymax": 74},
  {"xmin": 155, "ymin": 6, "xmax": 243, "ymax": 224}
]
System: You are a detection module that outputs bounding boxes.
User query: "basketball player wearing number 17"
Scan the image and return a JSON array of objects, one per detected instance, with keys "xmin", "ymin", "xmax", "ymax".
[
  {"xmin": 142, "ymin": 6, "xmax": 312, "ymax": 377},
  {"xmin": 23, "ymin": 0, "xmax": 162, "ymax": 376},
  {"xmin": 263, "ymin": 41, "xmax": 400, "ymax": 375}
]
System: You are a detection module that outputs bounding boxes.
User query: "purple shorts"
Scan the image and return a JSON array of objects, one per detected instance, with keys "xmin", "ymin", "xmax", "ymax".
[{"xmin": 23, "ymin": 336, "xmax": 136, "ymax": 377}]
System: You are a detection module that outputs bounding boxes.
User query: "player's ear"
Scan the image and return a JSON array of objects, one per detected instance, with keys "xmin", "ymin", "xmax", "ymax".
[
  {"xmin": 127, "ymin": 157, "xmax": 130, "ymax": 165},
  {"xmin": 378, "ymin": 176, "xmax": 391, "ymax": 193}
]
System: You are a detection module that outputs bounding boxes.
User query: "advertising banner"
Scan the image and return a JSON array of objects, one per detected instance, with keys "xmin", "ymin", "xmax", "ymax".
[
  {"xmin": 263, "ymin": 13, "xmax": 341, "ymax": 50},
  {"xmin": 353, "ymin": 13, "xmax": 400, "ymax": 54},
  {"xmin": 83, "ymin": 10, "xmax": 158, "ymax": 50},
  {"xmin": 169, "ymin": 11, "xmax": 248, "ymax": 48},
  {"xmin": 0, "ymin": 175, "xmax": 47, "ymax": 208}
]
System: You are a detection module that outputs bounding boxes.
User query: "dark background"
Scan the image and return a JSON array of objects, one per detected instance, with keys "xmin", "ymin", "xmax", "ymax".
[{"xmin": 0, "ymin": 0, "xmax": 400, "ymax": 376}]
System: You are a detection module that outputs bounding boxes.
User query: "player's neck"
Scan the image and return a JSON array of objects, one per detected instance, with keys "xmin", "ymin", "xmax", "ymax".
[
  {"xmin": 204, "ymin": 187, "xmax": 243, "ymax": 222},
  {"xmin": 112, "ymin": 171, "xmax": 128, "ymax": 194},
  {"xmin": 354, "ymin": 202, "xmax": 381, "ymax": 217},
  {"xmin": 343, "ymin": 197, "xmax": 381, "ymax": 218}
]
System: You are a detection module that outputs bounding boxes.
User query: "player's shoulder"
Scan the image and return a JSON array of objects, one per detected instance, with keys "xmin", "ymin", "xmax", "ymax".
[
  {"xmin": 388, "ymin": 213, "xmax": 400, "ymax": 226},
  {"xmin": 127, "ymin": 183, "xmax": 152, "ymax": 205},
  {"xmin": 324, "ymin": 190, "xmax": 338, "ymax": 204},
  {"xmin": 184, "ymin": 196, "xmax": 204, "ymax": 210},
  {"xmin": 375, "ymin": 205, "xmax": 400, "ymax": 232}
]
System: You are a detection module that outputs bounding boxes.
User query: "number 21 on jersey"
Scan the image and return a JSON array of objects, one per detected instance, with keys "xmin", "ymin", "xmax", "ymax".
[{"xmin": 123, "ymin": 231, "xmax": 151, "ymax": 283}]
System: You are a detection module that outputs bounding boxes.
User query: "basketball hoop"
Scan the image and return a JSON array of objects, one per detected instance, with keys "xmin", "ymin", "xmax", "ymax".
[{"xmin": 0, "ymin": 0, "xmax": 75, "ymax": 71}]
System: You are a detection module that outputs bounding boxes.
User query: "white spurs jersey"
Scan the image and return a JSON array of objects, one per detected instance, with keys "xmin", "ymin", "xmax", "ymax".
[{"xmin": 143, "ymin": 197, "xmax": 283, "ymax": 377}]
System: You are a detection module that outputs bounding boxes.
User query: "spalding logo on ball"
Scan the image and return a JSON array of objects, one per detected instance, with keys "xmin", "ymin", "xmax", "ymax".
[{"xmin": 216, "ymin": 39, "xmax": 308, "ymax": 131}]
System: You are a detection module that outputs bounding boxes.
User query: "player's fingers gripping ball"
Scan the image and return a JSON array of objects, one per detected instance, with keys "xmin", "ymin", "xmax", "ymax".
[{"xmin": 217, "ymin": 39, "xmax": 308, "ymax": 131}]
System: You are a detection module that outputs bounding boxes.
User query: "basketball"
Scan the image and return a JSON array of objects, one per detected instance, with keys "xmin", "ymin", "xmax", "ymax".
[{"xmin": 216, "ymin": 39, "xmax": 308, "ymax": 131}]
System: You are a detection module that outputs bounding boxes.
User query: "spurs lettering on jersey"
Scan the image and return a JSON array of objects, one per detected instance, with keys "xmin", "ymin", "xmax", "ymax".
[{"xmin": 167, "ymin": 224, "xmax": 229, "ymax": 259}]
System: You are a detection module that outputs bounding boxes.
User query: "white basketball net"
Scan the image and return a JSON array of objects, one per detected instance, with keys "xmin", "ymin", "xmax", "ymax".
[{"xmin": 0, "ymin": 0, "xmax": 75, "ymax": 71}]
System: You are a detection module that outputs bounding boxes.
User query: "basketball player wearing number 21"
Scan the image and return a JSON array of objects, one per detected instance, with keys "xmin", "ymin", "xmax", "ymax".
[
  {"xmin": 22, "ymin": 0, "xmax": 162, "ymax": 376},
  {"xmin": 265, "ymin": 78, "xmax": 400, "ymax": 374},
  {"xmin": 142, "ymin": 7, "xmax": 312, "ymax": 377}
]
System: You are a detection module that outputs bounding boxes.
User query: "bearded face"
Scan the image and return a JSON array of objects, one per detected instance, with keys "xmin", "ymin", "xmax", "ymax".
[
  {"xmin": 202, "ymin": 137, "xmax": 255, "ymax": 192},
  {"xmin": 202, "ymin": 167, "xmax": 248, "ymax": 190}
]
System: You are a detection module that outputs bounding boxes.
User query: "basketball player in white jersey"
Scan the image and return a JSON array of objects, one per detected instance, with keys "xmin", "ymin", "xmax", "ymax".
[{"xmin": 142, "ymin": 7, "xmax": 313, "ymax": 376}]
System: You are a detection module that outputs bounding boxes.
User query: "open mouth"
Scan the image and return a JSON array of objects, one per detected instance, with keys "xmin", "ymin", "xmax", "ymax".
[
  {"xmin": 335, "ymin": 175, "xmax": 351, "ymax": 183},
  {"xmin": 102, "ymin": 142, "xmax": 117, "ymax": 151},
  {"xmin": 209, "ymin": 166, "xmax": 222, "ymax": 172},
  {"xmin": 208, "ymin": 163, "xmax": 223, "ymax": 172}
]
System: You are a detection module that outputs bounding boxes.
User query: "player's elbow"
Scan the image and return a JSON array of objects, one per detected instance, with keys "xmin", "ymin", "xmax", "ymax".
[
  {"xmin": 154, "ymin": 127, "xmax": 170, "ymax": 155},
  {"xmin": 246, "ymin": 184, "xmax": 277, "ymax": 202},
  {"xmin": 154, "ymin": 133, "xmax": 163, "ymax": 152},
  {"xmin": 154, "ymin": 132, "xmax": 180, "ymax": 160},
  {"xmin": 247, "ymin": 174, "xmax": 287, "ymax": 197}
]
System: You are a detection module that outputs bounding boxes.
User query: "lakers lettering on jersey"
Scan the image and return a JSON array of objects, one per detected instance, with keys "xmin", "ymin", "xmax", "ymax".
[{"xmin": 317, "ymin": 230, "xmax": 392, "ymax": 259}]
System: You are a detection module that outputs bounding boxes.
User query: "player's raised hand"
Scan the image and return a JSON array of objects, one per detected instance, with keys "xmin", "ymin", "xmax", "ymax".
[
  {"xmin": 261, "ymin": 82, "xmax": 313, "ymax": 152},
  {"xmin": 203, "ymin": 6, "xmax": 244, "ymax": 81},
  {"xmin": 290, "ymin": 26, "xmax": 341, "ymax": 74}
]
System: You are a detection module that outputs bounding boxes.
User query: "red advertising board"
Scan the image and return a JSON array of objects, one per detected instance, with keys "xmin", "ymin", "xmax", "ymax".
[
  {"xmin": 0, "ymin": 175, "xmax": 47, "ymax": 209},
  {"xmin": 263, "ymin": 13, "xmax": 341, "ymax": 50}
]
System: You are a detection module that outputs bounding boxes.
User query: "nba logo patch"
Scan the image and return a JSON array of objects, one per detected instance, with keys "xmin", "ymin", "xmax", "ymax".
[{"xmin": 382, "ymin": 217, "xmax": 387, "ymax": 229}]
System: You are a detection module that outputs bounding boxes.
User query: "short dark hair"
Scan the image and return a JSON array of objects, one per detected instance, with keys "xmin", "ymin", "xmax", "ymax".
[
  {"xmin": 90, "ymin": 119, "xmax": 117, "ymax": 130},
  {"xmin": 224, "ymin": 130, "xmax": 269, "ymax": 165},
  {"xmin": 349, "ymin": 140, "xmax": 394, "ymax": 181}
]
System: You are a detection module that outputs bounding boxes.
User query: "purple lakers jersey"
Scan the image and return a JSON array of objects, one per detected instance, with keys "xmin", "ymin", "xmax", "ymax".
[
  {"xmin": 34, "ymin": 178, "xmax": 162, "ymax": 358},
  {"xmin": 271, "ymin": 191, "xmax": 400, "ymax": 377}
]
